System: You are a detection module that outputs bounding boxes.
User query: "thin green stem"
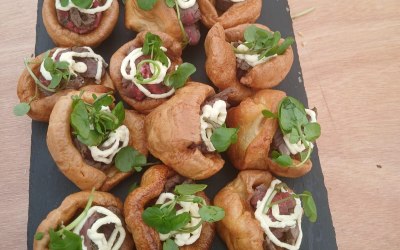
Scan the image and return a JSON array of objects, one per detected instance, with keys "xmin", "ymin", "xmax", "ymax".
[
  {"xmin": 295, "ymin": 145, "xmax": 312, "ymax": 167},
  {"xmin": 262, "ymin": 190, "xmax": 277, "ymax": 214},
  {"xmin": 24, "ymin": 59, "xmax": 56, "ymax": 93},
  {"xmin": 174, "ymin": 0, "xmax": 189, "ymax": 47},
  {"xmin": 135, "ymin": 59, "xmax": 161, "ymax": 84}
]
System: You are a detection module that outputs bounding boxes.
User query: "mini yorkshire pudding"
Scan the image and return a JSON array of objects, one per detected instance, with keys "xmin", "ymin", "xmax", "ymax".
[
  {"xmin": 110, "ymin": 31, "xmax": 197, "ymax": 114},
  {"xmin": 205, "ymin": 23, "xmax": 294, "ymax": 103},
  {"xmin": 227, "ymin": 89, "xmax": 321, "ymax": 178},
  {"xmin": 42, "ymin": 0, "xmax": 119, "ymax": 47},
  {"xmin": 125, "ymin": 0, "xmax": 202, "ymax": 46},
  {"xmin": 47, "ymin": 91, "xmax": 148, "ymax": 191},
  {"xmin": 34, "ymin": 191, "xmax": 134, "ymax": 250},
  {"xmin": 124, "ymin": 165, "xmax": 216, "ymax": 250},
  {"xmin": 16, "ymin": 47, "xmax": 113, "ymax": 121},
  {"xmin": 214, "ymin": 170, "xmax": 312, "ymax": 250},
  {"xmin": 198, "ymin": 0, "xmax": 261, "ymax": 29},
  {"xmin": 145, "ymin": 82, "xmax": 239, "ymax": 180}
]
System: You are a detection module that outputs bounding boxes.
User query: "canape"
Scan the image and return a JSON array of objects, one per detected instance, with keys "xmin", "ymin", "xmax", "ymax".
[
  {"xmin": 15, "ymin": 47, "xmax": 113, "ymax": 121},
  {"xmin": 198, "ymin": 0, "xmax": 261, "ymax": 29},
  {"xmin": 226, "ymin": 89, "xmax": 321, "ymax": 178},
  {"xmin": 124, "ymin": 165, "xmax": 224, "ymax": 249},
  {"xmin": 125, "ymin": 0, "xmax": 202, "ymax": 46},
  {"xmin": 42, "ymin": 0, "xmax": 119, "ymax": 47},
  {"xmin": 47, "ymin": 91, "xmax": 148, "ymax": 191},
  {"xmin": 214, "ymin": 170, "xmax": 317, "ymax": 250},
  {"xmin": 145, "ymin": 82, "xmax": 238, "ymax": 180},
  {"xmin": 205, "ymin": 23, "xmax": 294, "ymax": 103},
  {"xmin": 33, "ymin": 190, "xmax": 134, "ymax": 250},
  {"xmin": 110, "ymin": 31, "xmax": 196, "ymax": 114}
]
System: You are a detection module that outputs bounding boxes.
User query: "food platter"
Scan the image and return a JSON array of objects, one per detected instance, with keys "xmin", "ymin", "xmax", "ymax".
[{"xmin": 27, "ymin": 0, "xmax": 337, "ymax": 249}]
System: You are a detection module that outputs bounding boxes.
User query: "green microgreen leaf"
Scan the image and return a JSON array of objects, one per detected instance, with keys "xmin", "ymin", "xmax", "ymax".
[
  {"xmin": 93, "ymin": 93, "xmax": 114, "ymax": 111},
  {"xmin": 142, "ymin": 32, "xmax": 169, "ymax": 66},
  {"xmin": 137, "ymin": 0, "xmax": 158, "ymax": 10},
  {"xmin": 300, "ymin": 191, "xmax": 317, "ymax": 223},
  {"xmin": 49, "ymin": 229, "xmax": 82, "ymax": 250},
  {"xmin": 13, "ymin": 102, "xmax": 31, "ymax": 116},
  {"xmin": 262, "ymin": 109, "xmax": 277, "ymax": 119},
  {"xmin": 277, "ymin": 37, "xmax": 295, "ymax": 55},
  {"xmin": 49, "ymin": 72, "xmax": 62, "ymax": 89},
  {"xmin": 271, "ymin": 150, "xmax": 293, "ymax": 167},
  {"xmin": 70, "ymin": 99, "xmax": 90, "ymax": 139},
  {"xmin": 164, "ymin": 63, "xmax": 196, "ymax": 89},
  {"xmin": 174, "ymin": 184, "xmax": 207, "ymax": 195},
  {"xmin": 199, "ymin": 206, "xmax": 225, "ymax": 222},
  {"xmin": 115, "ymin": 147, "xmax": 147, "ymax": 173},
  {"xmin": 289, "ymin": 127, "xmax": 300, "ymax": 144},
  {"xmin": 165, "ymin": 0, "xmax": 176, "ymax": 8},
  {"xmin": 142, "ymin": 206, "xmax": 191, "ymax": 234},
  {"xmin": 34, "ymin": 232, "xmax": 44, "ymax": 240},
  {"xmin": 210, "ymin": 126, "xmax": 239, "ymax": 153},
  {"xmin": 304, "ymin": 122, "xmax": 321, "ymax": 142},
  {"xmin": 112, "ymin": 102, "xmax": 125, "ymax": 127},
  {"xmin": 42, "ymin": 54, "xmax": 71, "ymax": 90},
  {"xmin": 163, "ymin": 239, "xmax": 179, "ymax": 250},
  {"xmin": 71, "ymin": 0, "xmax": 93, "ymax": 9},
  {"xmin": 60, "ymin": 0, "xmax": 69, "ymax": 7}
]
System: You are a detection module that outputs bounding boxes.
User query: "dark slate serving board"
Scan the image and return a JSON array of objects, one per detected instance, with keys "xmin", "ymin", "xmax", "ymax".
[{"xmin": 28, "ymin": 0, "xmax": 337, "ymax": 249}]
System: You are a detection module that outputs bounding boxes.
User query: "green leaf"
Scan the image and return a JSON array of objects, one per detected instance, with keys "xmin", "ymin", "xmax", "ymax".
[
  {"xmin": 55, "ymin": 61, "xmax": 69, "ymax": 70},
  {"xmin": 70, "ymin": 100, "xmax": 90, "ymax": 139},
  {"xmin": 210, "ymin": 126, "xmax": 239, "ymax": 153},
  {"xmin": 277, "ymin": 37, "xmax": 295, "ymax": 55},
  {"xmin": 60, "ymin": 0, "xmax": 69, "ymax": 7},
  {"xmin": 142, "ymin": 206, "xmax": 191, "ymax": 234},
  {"xmin": 262, "ymin": 109, "xmax": 277, "ymax": 119},
  {"xmin": 165, "ymin": 63, "xmax": 196, "ymax": 89},
  {"xmin": 49, "ymin": 72, "xmax": 62, "ymax": 89},
  {"xmin": 13, "ymin": 102, "xmax": 31, "ymax": 116},
  {"xmin": 49, "ymin": 229, "xmax": 82, "ymax": 250},
  {"xmin": 93, "ymin": 93, "xmax": 114, "ymax": 111},
  {"xmin": 163, "ymin": 239, "xmax": 178, "ymax": 250},
  {"xmin": 244, "ymin": 25, "xmax": 258, "ymax": 42},
  {"xmin": 115, "ymin": 147, "xmax": 147, "ymax": 172},
  {"xmin": 34, "ymin": 232, "xmax": 44, "ymax": 240},
  {"xmin": 112, "ymin": 102, "xmax": 125, "ymax": 127},
  {"xmin": 165, "ymin": 0, "xmax": 176, "ymax": 8},
  {"xmin": 304, "ymin": 122, "xmax": 321, "ymax": 142},
  {"xmin": 44, "ymin": 57, "xmax": 54, "ymax": 72},
  {"xmin": 137, "ymin": 0, "xmax": 158, "ymax": 10},
  {"xmin": 77, "ymin": 130, "xmax": 104, "ymax": 147},
  {"xmin": 199, "ymin": 206, "xmax": 225, "ymax": 222},
  {"xmin": 289, "ymin": 128, "xmax": 300, "ymax": 144},
  {"xmin": 301, "ymin": 191, "xmax": 317, "ymax": 223},
  {"xmin": 271, "ymin": 152, "xmax": 293, "ymax": 167},
  {"xmin": 71, "ymin": 0, "xmax": 93, "ymax": 9},
  {"xmin": 174, "ymin": 184, "xmax": 207, "ymax": 195},
  {"xmin": 142, "ymin": 32, "xmax": 169, "ymax": 66}
]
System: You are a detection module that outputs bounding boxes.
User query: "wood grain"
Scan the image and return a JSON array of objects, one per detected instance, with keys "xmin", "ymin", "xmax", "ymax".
[{"xmin": 0, "ymin": 0, "xmax": 399, "ymax": 249}]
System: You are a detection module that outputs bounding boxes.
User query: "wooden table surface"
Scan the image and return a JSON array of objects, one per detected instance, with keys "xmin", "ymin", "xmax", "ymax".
[{"xmin": 1, "ymin": 0, "xmax": 399, "ymax": 249}]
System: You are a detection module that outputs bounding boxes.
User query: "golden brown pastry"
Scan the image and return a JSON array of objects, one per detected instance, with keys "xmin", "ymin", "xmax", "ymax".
[
  {"xmin": 214, "ymin": 170, "xmax": 313, "ymax": 250},
  {"xmin": 227, "ymin": 89, "xmax": 321, "ymax": 178},
  {"xmin": 205, "ymin": 23, "xmax": 294, "ymax": 103},
  {"xmin": 42, "ymin": 0, "xmax": 119, "ymax": 47},
  {"xmin": 145, "ymin": 82, "xmax": 239, "ymax": 180},
  {"xmin": 34, "ymin": 191, "xmax": 134, "ymax": 250},
  {"xmin": 110, "ymin": 31, "xmax": 198, "ymax": 114},
  {"xmin": 47, "ymin": 91, "xmax": 148, "ymax": 191},
  {"xmin": 16, "ymin": 47, "xmax": 113, "ymax": 121},
  {"xmin": 198, "ymin": 0, "xmax": 262, "ymax": 29},
  {"xmin": 125, "ymin": 0, "xmax": 202, "ymax": 46},
  {"xmin": 124, "ymin": 165, "xmax": 216, "ymax": 250}
]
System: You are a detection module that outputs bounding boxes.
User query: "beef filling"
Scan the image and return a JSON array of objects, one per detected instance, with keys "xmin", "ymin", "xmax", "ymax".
[
  {"xmin": 73, "ymin": 137, "xmax": 114, "ymax": 171},
  {"xmin": 231, "ymin": 42, "xmax": 253, "ymax": 80},
  {"xmin": 79, "ymin": 206, "xmax": 124, "ymax": 250},
  {"xmin": 121, "ymin": 47, "xmax": 173, "ymax": 101},
  {"xmin": 215, "ymin": 0, "xmax": 235, "ymax": 13},
  {"xmin": 39, "ymin": 47, "xmax": 106, "ymax": 96},
  {"xmin": 250, "ymin": 184, "xmax": 300, "ymax": 249},
  {"xmin": 56, "ymin": 0, "xmax": 103, "ymax": 34}
]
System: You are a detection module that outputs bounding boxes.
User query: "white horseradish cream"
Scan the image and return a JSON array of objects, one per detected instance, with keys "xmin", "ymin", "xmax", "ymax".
[
  {"xmin": 177, "ymin": 0, "xmax": 197, "ymax": 9},
  {"xmin": 200, "ymin": 100, "xmax": 227, "ymax": 152},
  {"xmin": 230, "ymin": 0, "xmax": 245, "ymax": 2},
  {"xmin": 73, "ymin": 206, "xmax": 126, "ymax": 250},
  {"xmin": 55, "ymin": 0, "xmax": 113, "ymax": 15},
  {"xmin": 254, "ymin": 179, "xmax": 303, "ymax": 250},
  {"xmin": 282, "ymin": 109, "xmax": 317, "ymax": 155},
  {"xmin": 120, "ymin": 47, "xmax": 175, "ymax": 99},
  {"xmin": 156, "ymin": 193, "xmax": 202, "ymax": 246},
  {"xmin": 235, "ymin": 44, "xmax": 277, "ymax": 67},
  {"xmin": 88, "ymin": 107, "xmax": 129, "ymax": 164},
  {"xmin": 40, "ymin": 47, "xmax": 106, "ymax": 84}
]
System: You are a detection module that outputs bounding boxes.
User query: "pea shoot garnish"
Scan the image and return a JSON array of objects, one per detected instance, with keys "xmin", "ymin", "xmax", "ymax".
[
  {"xmin": 263, "ymin": 96, "xmax": 321, "ymax": 167},
  {"xmin": 210, "ymin": 125, "xmax": 239, "ymax": 153},
  {"xmin": 142, "ymin": 183, "xmax": 225, "ymax": 250},
  {"xmin": 234, "ymin": 25, "xmax": 294, "ymax": 60},
  {"xmin": 70, "ymin": 92, "xmax": 148, "ymax": 172}
]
